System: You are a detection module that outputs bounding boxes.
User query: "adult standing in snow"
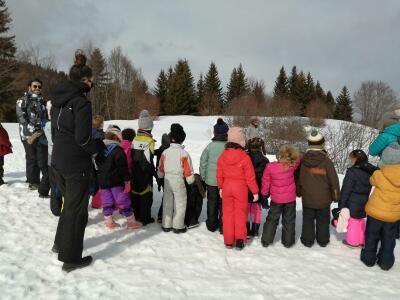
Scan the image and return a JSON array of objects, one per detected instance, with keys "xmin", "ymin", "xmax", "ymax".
[
  {"xmin": 51, "ymin": 50, "xmax": 103, "ymax": 272},
  {"xmin": 16, "ymin": 78, "xmax": 50, "ymax": 196},
  {"xmin": 246, "ymin": 118, "xmax": 261, "ymax": 140}
]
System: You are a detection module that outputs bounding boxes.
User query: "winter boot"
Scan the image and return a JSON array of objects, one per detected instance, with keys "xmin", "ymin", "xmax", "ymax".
[
  {"xmin": 173, "ymin": 227, "xmax": 187, "ymax": 234},
  {"xmin": 62, "ymin": 256, "xmax": 93, "ymax": 273},
  {"xmin": 29, "ymin": 183, "xmax": 39, "ymax": 190},
  {"xmin": 253, "ymin": 224, "xmax": 260, "ymax": 238},
  {"xmin": 162, "ymin": 227, "xmax": 172, "ymax": 232},
  {"xmin": 247, "ymin": 222, "xmax": 252, "ymax": 238},
  {"xmin": 126, "ymin": 216, "xmax": 143, "ymax": 229},
  {"xmin": 235, "ymin": 239, "xmax": 245, "ymax": 250},
  {"xmin": 105, "ymin": 216, "xmax": 121, "ymax": 229},
  {"xmin": 0, "ymin": 179, "xmax": 5, "ymax": 186}
]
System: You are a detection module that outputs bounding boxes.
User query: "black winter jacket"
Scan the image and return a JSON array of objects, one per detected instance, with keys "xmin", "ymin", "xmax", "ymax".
[
  {"xmin": 248, "ymin": 150, "xmax": 269, "ymax": 203},
  {"xmin": 51, "ymin": 81, "xmax": 102, "ymax": 175},
  {"xmin": 98, "ymin": 142, "xmax": 130, "ymax": 188},
  {"xmin": 340, "ymin": 163, "xmax": 377, "ymax": 219}
]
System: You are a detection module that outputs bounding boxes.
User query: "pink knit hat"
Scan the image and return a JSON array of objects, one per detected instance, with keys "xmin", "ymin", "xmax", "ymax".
[{"xmin": 228, "ymin": 127, "xmax": 246, "ymax": 148}]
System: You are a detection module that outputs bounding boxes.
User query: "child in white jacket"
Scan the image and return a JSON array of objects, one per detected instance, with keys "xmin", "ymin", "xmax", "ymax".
[{"xmin": 157, "ymin": 123, "xmax": 195, "ymax": 233}]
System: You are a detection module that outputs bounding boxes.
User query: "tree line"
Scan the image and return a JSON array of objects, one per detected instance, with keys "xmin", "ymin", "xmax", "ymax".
[{"xmin": 0, "ymin": 0, "xmax": 398, "ymax": 129}]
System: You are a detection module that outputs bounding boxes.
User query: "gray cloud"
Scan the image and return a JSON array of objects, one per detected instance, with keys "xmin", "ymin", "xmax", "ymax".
[{"xmin": 7, "ymin": 0, "xmax": 400, "ymax": 96}]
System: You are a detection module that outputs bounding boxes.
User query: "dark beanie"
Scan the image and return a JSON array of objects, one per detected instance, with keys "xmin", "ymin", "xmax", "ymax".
[
  {"xmin": 169, "ymin": 123, "xmax": 186, "ymax": 144},
  {"xmin": 214, "ymin": 118, "xmax": 229, "ymax": 137}
]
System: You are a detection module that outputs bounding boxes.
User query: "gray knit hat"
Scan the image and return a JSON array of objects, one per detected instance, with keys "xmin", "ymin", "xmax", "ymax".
[
  {"xmin": 381, "ymin": 110, "xmax": 400, "ymax": 130},
  {"xmin": 378, "ymin": 142, "xmax": 400, "ymax": 167},
  {"xmin": 138, "ymin": 110, "xmax": 154, "ymax": 131}
]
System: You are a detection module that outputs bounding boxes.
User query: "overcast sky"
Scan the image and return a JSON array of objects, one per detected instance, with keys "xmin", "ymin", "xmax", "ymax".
[{"xmin": 7, "ymin": 0, "xmax": 400, "ymax": 96}]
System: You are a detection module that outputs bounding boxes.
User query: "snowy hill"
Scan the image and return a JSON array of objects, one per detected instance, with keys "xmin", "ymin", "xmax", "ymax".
[{"xmin": 0, "ymin": 116, "xmax": 398, "ymax": 300}]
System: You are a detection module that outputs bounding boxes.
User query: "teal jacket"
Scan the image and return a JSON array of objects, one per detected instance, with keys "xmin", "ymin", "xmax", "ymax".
[
  {"xmin": 200, "ymin": 140, "xmax": 226, "ymax": 186},
  {"xmin": 369, "ymin": 123, "xmax": 400, "ymax": 157}
]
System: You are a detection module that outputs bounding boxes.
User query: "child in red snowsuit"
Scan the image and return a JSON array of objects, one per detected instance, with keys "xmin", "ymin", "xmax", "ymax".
[{"xmin": 217, "ymin": 127, "xmax": 258, "ymax": 249}]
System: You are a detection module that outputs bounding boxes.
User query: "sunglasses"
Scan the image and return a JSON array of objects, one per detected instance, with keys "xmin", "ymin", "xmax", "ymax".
[{"xmin": 32, "ymin": 85, "xmax": 42, "ymax": 89}]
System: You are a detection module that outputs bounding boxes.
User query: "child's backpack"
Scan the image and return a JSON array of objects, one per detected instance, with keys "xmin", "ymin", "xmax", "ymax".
[
  {"xmin": 131, "ymin": 145, "xmax": 155, "ymax": 193},
  {"xmin": 185, "ymin": 174, "xmax": 206, "ymax": 229}
]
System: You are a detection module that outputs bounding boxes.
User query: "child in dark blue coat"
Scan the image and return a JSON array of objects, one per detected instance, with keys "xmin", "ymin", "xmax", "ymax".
[{"xmin": 340, "ymin": 150, "xmax": 378, "ymax": 247}]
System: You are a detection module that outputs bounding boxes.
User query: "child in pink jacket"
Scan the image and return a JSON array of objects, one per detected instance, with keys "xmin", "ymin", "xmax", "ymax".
[{"xmin": 261, "ymin": 145, "xmax": 300, "ymax": 248}]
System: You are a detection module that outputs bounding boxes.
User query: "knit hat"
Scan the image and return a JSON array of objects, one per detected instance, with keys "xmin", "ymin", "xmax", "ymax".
[
  {"xmin": 381, "ymin": 110, "xmax": 400, "ymax": 130},
  {"xmin": 213, "ymin": 118, "xmax": 229, "ymax": 137},
  {"xmin": 227, "ymin": 127, "xmax": 246, "ymax": 148},
  {"xmin": 105, "ymin": 126, "xmax": 122, "ymax": 142},
  {"xmin": 138, "ymin": 110, "xmax": 154, "ymax": 131},
  {"xmin": 379, "ymin": 142, "xmax": 400, "ymax": 167},
  {"xmin": 169, "ymin": 123, "xmax": 186, "ymax": 144},
  {"xmin": 307, "ymin": 130, "xmax": 325, "ymax": 146}
]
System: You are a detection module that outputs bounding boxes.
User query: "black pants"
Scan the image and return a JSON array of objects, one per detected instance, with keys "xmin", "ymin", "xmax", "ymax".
[
  {"xmin": 361, "ymin": 216, "xmax": 397, "ymax": 269},
  {"xmin": 206, "ymin": 185, "xmax": 222, "ymax": 232},
  {"xmin": 53, "ymin": 168, "xmax": 90, "ymax": 263},
  {"xmin": 0, "ymin": 156, "xmax": 4, "ymax": 180},
  {"xmin": 262, "ymin": 202, "xmax": 296, "ymax": 247},
  {"xmin": 301, "ymin": 206, "xmax": 330, "ymax": 246},
  {"xmin": 49, "ymin": 166, "xmax": 63, "ymax": 216},
  {"xmin": 132, "ymin": 191, "xmax": 153, "ymax": 224},
  {"xmin": 22, "ymin": 141, "xmax": 49, "ymax": 195}
]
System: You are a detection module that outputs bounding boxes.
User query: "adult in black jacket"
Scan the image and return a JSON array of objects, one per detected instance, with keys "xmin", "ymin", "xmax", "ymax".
[{"xmin": 51, "ymin": 50, "xmax": 102, "ymax": 273}]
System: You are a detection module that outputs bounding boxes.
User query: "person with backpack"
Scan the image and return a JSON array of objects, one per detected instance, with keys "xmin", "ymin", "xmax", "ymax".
[
  {"xmin": 98, "ymin": 127, "xmax": 142, "ymax": 229},
  {"xmin": 131, "ymin": 110, "xmax": 156, "ymax": 225},
  {"xmin": 157, "ymin": 123, "xmax": 195, "ymax": 233},
  {"xmin": 298, "ymin": 130, "xmax": 340, "ymax": 248},
  {"xmin": 155, "ymin": 133, "xmax": 170, "ymax": 223},
  {"xmin": 51, "ymin": 50, "xmax": 104, "ymax": 272},
  {"xmin": 200, "ymin": 118, "xmax": 229, "ymax": 233}
]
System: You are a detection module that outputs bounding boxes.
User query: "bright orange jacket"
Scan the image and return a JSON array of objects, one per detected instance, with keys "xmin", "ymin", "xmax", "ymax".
[{"xmin": 365, "ymin": 165, "xmax": 400, "ymax": 222}]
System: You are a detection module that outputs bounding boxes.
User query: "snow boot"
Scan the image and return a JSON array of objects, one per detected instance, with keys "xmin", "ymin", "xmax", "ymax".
[
  {"xmin": 173, "ymin": 227, "xmax": 187, "ymax": 234},
  {"xmin": 378, "ymin": 263, "xmax": 392, "ymax": 271},
  {"xmin": 235, "ymin": 239, "xmax": 245, "ymax": 250},
  {"xmin": 105, "ymin": 217, "xmax": 121, "ymax": 229},
  {"xmin": 247, "ymin": 222, "xmax": 252, "ymax": 238},
  {"xmin": 188, "ymin": 222, "xmax": 200, "ymax": 229},
  {"xmin": 29, "ymin": 183, "xmax": 39, "ymax": 190},
  {"xmin": 162, "ymin": 227, "xmax": 172, "ymax": 232},
  {"xmin": 253, "ymin": 224, "xmax": 260, "ymax": 238},
  {"xmin": 126, "ymin": 217, "xmax": 143, "ymax": 229},
  {"xmin": 0, "ymin": 179, "xmax": 5, "ymax": 186},
  {"xmin": 62, "ymin": 256, "xmax": 93, "ymax": 273}
]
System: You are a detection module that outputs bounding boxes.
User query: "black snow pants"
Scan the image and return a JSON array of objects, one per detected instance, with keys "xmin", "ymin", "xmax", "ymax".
[
  {"xmin": 206, "ymin": 185, "xmax": 222, "ymax": 232},
  {"xmin": 301, "ymin": 206, "xmax": 330, "ymax": 246},
  {"xmin": 132, "ymin": 191, "xmax": 153, "ymax": 225},
  {"xmin": 53, "ymin": 168, "xmax": 90, "ymax": 263},
  {"xmin": 261, "ymin": 201, "xmax": 296, "ymax": 247}
]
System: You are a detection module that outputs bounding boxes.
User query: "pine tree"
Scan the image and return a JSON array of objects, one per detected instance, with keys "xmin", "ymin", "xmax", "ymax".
[
  {"xmin": 295, "ymin": 71, "xmax": 308, "ymax": 115},
  {"xmin": 0, "ymin": 0, "xmax": 17, "ymax": 121},
  {"xmin": 204, "ymin": 62, "xmax": 223, "ymax": 108},
  {"xmin": 273, "ymin": 66, "xmax": 289, "ymax": 98},
  {"xmin": 315, "ymin": 81, "xmax": 326, "ymax": 101},
  {"xmin": 334, "ymin": 86, "xmax": 353, "ymax": 121},
  {"xmin": 154, "ymin": 70, "xmax": 168, "ymax": 115},
  {"xmin": 226, "ymin": 64, "xmax": 249, "ymax": 105},
  {"xmin": 88, "ymin": 47, "xmax": 108, "ymax": 116},
  {"xmin": 288, "ymin": 66, "xmax": 298, "ymax": 97},
  {"xmin": 165, "ymin": 59, "xmax": 196, "ymax": 115},
  {"xmin": 226, "ymin": 67, "xmax": 238, "ymax": 105},
  {"xmin": 326, "ymin": 90, "xmax": 335, "ymax": 106},
  {"xmin": 196, "ymin": 73, "xmax": 204, "ymax": 106}
]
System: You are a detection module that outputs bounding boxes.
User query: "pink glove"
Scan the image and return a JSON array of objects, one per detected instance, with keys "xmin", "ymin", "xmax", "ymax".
[
  {"xmin": 219, "ymin": 189, "xmax": 223, "ymax": 198},
  {"xmin": 124, "ymin": 181, "xmax": 131, "ymax": 193},
  {"xmin": 253, "ymin": 194, "xmax": 259, "ymax": 202}
]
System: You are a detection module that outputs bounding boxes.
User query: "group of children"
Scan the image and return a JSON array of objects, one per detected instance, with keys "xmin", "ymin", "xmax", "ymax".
[{"xmin": 35, "ymin": 108, "xmax": 400, "ymax": 271}]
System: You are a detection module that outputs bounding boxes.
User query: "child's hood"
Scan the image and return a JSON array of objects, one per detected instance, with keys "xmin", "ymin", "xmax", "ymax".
[
  {"xmin": 381, "ymin": 165, "xmax": 400, "ymax": 187},
  {"xmin": 383, "ymin": 123, "xmax": 400, "ymax": 137},
  {"xmin": 221, "ymin": 148, "xmax": 247, "ymax": 165},
  {"xmin": 103, "ymin": 139, "xmax": 120, "ymax": 157},
  {"xmin": 301, "ymin": 150, "xmax": 326, "ymax": 168}
]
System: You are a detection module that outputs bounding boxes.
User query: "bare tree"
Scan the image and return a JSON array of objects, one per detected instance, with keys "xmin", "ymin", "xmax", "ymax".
[
  {"xmin": 353, "ymin": 81, "xmax": 399, "ymax": 128},
  {"xmin": 305, "ymin": 98, "xmax": 330, "ymax": 127},
  {"xmin": 199, "ymin": 92, "xmax": 221, "ymax": 115}
]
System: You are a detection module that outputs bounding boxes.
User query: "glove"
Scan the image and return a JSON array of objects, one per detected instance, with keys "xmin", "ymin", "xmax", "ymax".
[
  {"xmin": 252, "ymin": 194, "xmax": 259, "ymax": 202},
  {"xmin": 27, "ymin": 130, "xmax": 43, "ymax": 145},
  {"xmin": 123, "ymin": 181, "xmax": 131, "ymax": 193},
  {"xmin": 261, "ymin": 195, "xmax": 270, "ymax": 209},
  {"xmin": 219, "ymin": 189, "xmax": 223, "ymax": 198}
]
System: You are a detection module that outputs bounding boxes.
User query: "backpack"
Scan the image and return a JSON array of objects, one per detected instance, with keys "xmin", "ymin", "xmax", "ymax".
[{"xmin": 131, "ymin": 147, "xmax": 154, "ymax": 193}]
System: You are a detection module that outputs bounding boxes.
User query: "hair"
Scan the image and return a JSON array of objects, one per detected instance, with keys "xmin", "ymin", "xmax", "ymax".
[
  {"xmin": 279, "ymin": 145, "xmax": 299, "ymax": 168},
  {"xmin": 105, "ymin": 131, "xmax": 120, "ymax": 142},
  {"xmin": 69, "ymin": 49, "xmax": 93, "ymax": 82},
  {"xmin": 248, "ymin": 137, "xmax": 266, "ymax": 155},
  {"xmin": 28, "ymin": 78, "xmax": 43, "ymax": 87},
  {"xmin": 92, "ymin": 115, "xmax": 104, "ymax": 128},
  {"xmin": 349, "ymin": 149, "xmax": 368, "ymax": 166},
  {"xmin": 122, "ymin": 128, "xmax": 136, "ymax": 141}
]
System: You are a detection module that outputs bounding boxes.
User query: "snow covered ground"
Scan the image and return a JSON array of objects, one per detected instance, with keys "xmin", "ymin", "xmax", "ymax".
[{"xmin": 0, "ymin": 116, "xmax": 399, "ymax": 300}]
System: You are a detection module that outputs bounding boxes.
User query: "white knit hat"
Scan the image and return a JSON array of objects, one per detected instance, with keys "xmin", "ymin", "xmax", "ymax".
[
  {"xmin": 307, "ymin": 130, "xmax": 325, "ymax": 145},
  {"xmin": 105, "ymin": 126, "xmax": 122, "ymax": 142}
]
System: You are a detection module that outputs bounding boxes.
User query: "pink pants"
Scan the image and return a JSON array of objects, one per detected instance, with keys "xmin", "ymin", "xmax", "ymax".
[
  {"xmin": 248, "ymin": 203, "xmax": 261, "ymax": 224},
  {"xmin": 346, "ymin": 217, "xmax": 365, "ymax": 246}
]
